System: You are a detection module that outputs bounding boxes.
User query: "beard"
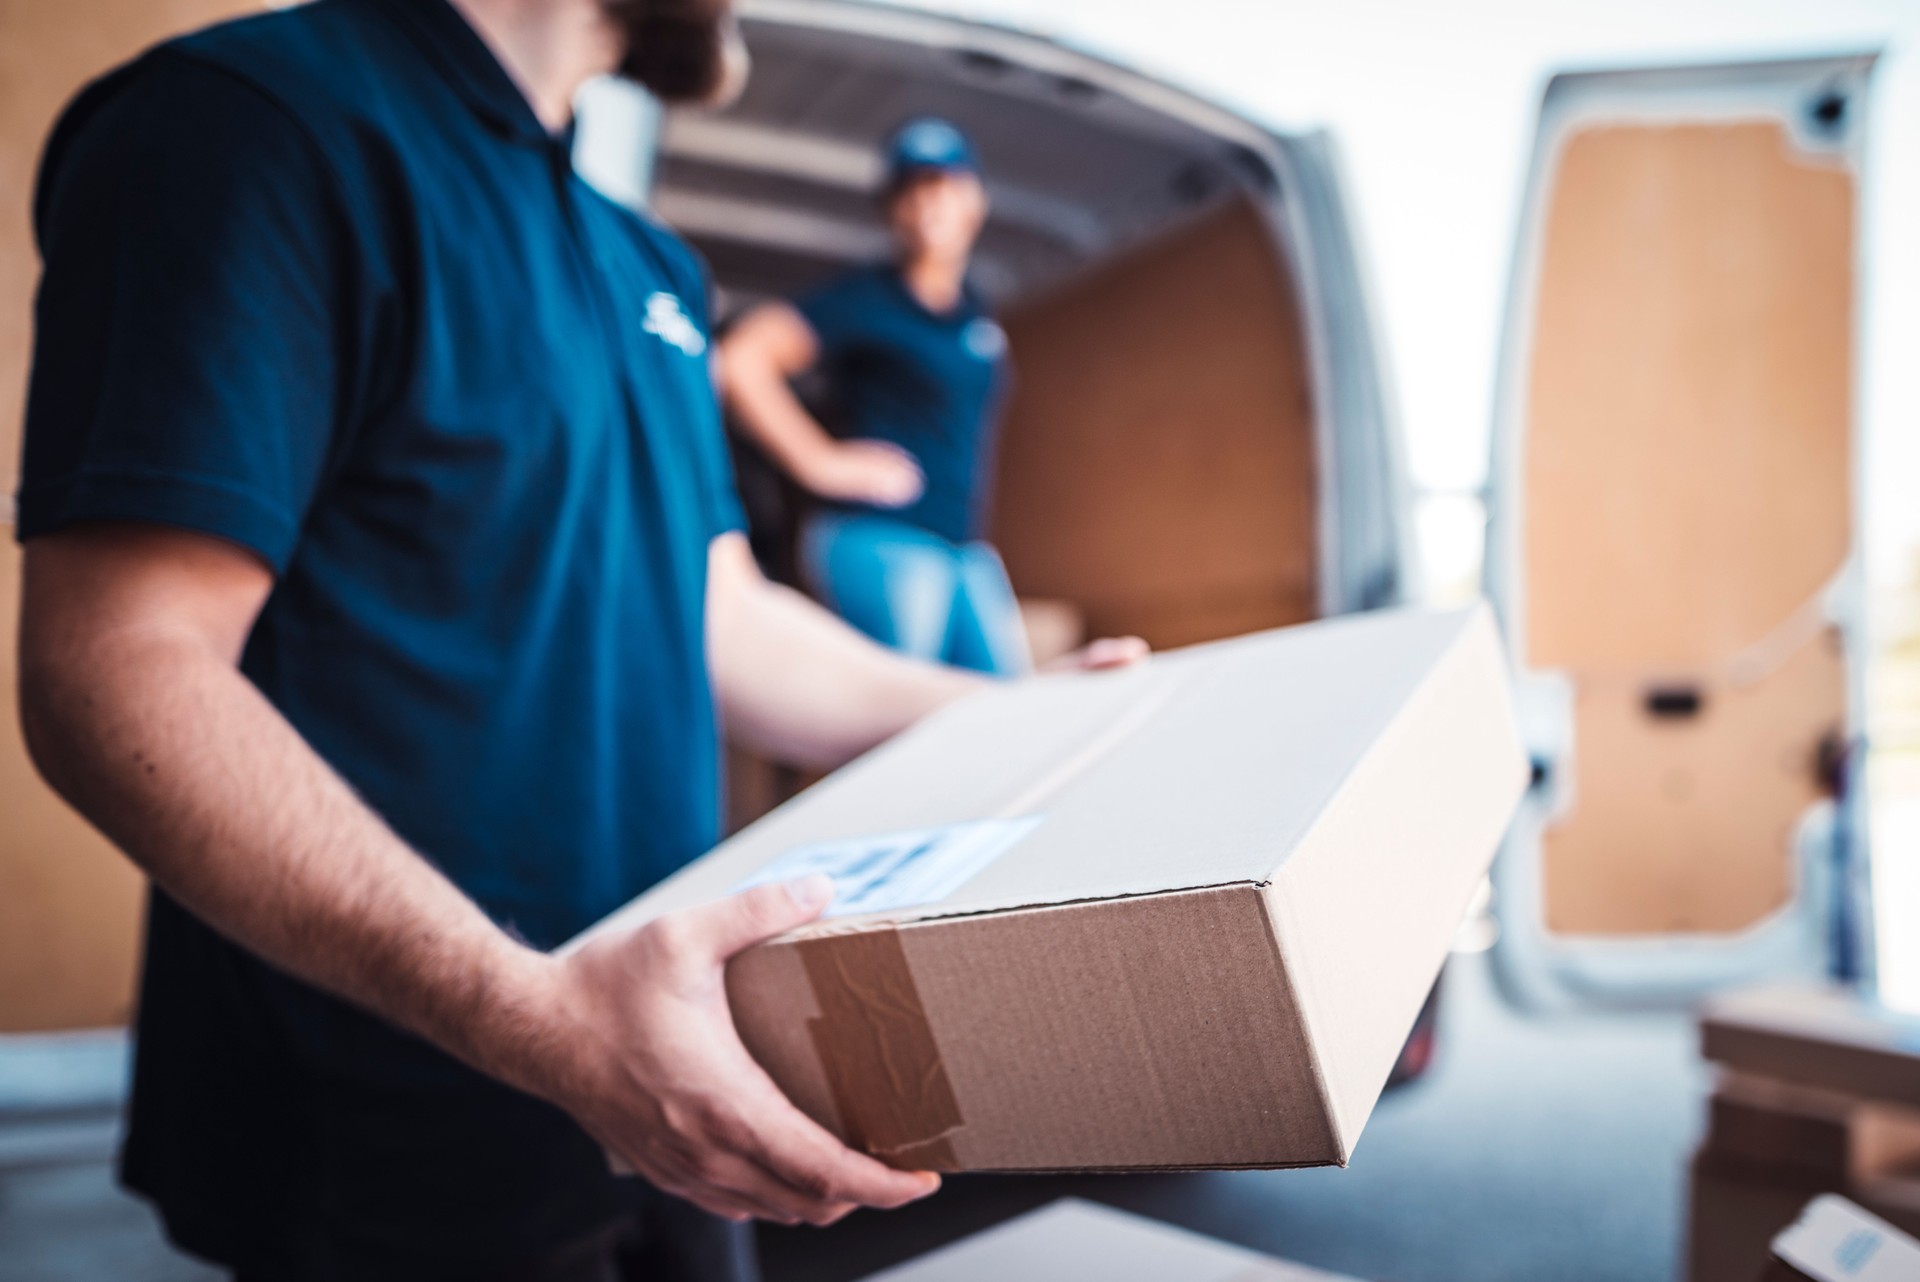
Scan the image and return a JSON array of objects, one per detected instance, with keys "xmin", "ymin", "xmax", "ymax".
[{"xmin": 607, "ymin": 0, "xmax": 750, "ymax": 106}]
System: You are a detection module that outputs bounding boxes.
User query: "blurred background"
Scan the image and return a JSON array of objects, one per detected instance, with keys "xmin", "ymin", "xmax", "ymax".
[
  {"xmin": 910, "ymin": 0, "xmax": 1920, "ymax": 1010},
  {"xmin": 3, "ymin": 1, "xmax": 1918, "ymax": 1280}
]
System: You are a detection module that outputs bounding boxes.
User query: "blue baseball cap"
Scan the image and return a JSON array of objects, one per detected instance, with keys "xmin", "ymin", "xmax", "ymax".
[{"xmin": 884, "ymin": 117, "xmax": 979, "ymax": 191}]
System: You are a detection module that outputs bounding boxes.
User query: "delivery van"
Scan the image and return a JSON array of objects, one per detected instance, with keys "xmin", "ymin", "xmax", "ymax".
[
  {"xmin": 568, "ymin": 0, "xmax": 1415, "ymax": 824},
  {"xmin": 0, "ymin": 0, "xmax": 1879, "ymax": 1125},
  {"xmin": 1482, "ymin": 52, "xmax": 1878, "ymax": 1008},
  {"xmin": 578, "ymin": 0, "xmax": 1417, "ymax": 645},
  {"xmin": 580, "ymin": 3, "xmax": 1878, "ymax": 1010}
]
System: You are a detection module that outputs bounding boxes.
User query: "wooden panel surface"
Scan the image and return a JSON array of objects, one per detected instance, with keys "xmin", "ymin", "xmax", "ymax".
[
  {"xmin": 990, "ymin": 197, "xmax": 1318, "ymax": 651},
  {"xmin": 1524, "ymin": 120, "xmax": 1851, "ymax": 670},
  {"xmin": 1522, "ymin": 120, "xmax": 1854, "ymax": 935},
  {"xmin": 1, "ymin": 0, "xmax": 261, "ymax": 1030},
  {"xmin": 1544, "ymin": 631, "xmax": 1844, "ymax": 934}
]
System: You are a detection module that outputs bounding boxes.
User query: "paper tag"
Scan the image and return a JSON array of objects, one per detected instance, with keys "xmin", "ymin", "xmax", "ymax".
[
  {"xmin": 736, "ymin": 816, "xmax": 1043, "ymax": 918},
  {"xmin": 1774, "ymin": 1194, "xmax": 1920, "ymax": 1281}
]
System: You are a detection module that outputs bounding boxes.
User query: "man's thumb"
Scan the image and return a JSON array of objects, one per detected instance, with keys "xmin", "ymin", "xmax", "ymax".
[{"xmin": 692, "ymin": 875, "xmax": 835, "ymax": 960}]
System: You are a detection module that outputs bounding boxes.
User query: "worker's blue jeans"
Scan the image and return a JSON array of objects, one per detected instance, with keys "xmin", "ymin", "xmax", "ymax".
[{"xmin": 802, "ymin": 512, "xmax": 1031, "ymax": 675}]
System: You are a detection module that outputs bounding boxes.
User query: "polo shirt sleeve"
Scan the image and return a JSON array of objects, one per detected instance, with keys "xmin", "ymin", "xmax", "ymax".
[{"xmin": 16, "ymin": 53, "xmax": 369, "ymax": 574}]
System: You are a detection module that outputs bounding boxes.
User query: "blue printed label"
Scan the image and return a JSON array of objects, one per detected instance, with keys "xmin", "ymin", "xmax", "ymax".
[{"xmin": 736, "ymin": 816, "xmax": 1043, "ymax": 918}]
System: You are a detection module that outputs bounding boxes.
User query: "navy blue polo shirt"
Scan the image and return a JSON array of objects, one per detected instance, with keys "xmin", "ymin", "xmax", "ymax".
[
  {"xmin": 18, "ymin": 1, "xmax": 741, "ymax": 1275},
  {"xmin": 796, "ymin": 265, "xmax": 1009, "ymax": 544}
]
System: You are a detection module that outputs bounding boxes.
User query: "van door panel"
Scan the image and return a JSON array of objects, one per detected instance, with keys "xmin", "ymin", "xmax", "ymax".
[
  {"xmin": 1500, "ymin": 59, "xmax": 1869, "ymax": 945},
  {"xmin": 1524, "ymin": 121, "xmax": 1852, "ymax": 671},
  {"xmin": 1545, "ymin": 631, "xmax": 1843, "ymax": 933}
]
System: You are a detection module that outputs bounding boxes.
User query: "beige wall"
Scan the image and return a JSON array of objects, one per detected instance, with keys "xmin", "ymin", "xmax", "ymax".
[
  {"xmin": 991, "ymin": 197, "xmax": 1319, "ymax": 651},
  {"xmin": 1, "ymin": 0, "xmax": 260, "ymax": 1031}
]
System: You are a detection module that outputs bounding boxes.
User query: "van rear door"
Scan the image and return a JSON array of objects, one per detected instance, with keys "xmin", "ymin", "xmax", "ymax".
[{"xmin": 1485, "ymin": 53, "xmax": 1878, "ymax": 1005}]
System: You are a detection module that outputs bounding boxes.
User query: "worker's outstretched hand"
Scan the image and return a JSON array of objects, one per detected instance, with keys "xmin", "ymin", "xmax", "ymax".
[
  {"xmin": 1041, "ymin": 635, "xmax": 1150, "ymax": 673},
  {"xmin": 801, "ymin": 438, "xmax": 925, "ymax": 508},
  {"xmin": 541, "ymin": 876, "xmax": 939, "ymax": 1224}
]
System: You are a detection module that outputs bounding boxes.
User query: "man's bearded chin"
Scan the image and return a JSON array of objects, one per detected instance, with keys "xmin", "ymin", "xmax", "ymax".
[{"xmin": 610, "ymin": 3, "xmax": 750, "ymax": 107}]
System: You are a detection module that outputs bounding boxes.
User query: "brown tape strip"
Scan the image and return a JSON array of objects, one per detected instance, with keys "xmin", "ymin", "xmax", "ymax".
[{"xmin": 796, "ymin": 926, "xmax": 963, "ymax": 1171}]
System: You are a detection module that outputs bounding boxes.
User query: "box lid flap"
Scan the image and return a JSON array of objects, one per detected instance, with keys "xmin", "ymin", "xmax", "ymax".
[{"xmin": 584, "ymin": 606, "xmax": 1495, "ymax": 939}]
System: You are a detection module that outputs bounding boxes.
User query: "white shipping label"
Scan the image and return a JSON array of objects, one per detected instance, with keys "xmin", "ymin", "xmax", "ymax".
[
  {"xmin": 1773, "ymin": 1194, "xmax": 1920, "ymax": 1282},
  {"xmin": 736, "ymin": 816, "xmax": 1043, "ymax": 918}
]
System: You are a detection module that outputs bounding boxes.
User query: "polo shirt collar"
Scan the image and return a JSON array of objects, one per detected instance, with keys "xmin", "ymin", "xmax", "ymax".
[{"xmin": 368, "ymin": 0, "xmax": 557, "ymax": 145}]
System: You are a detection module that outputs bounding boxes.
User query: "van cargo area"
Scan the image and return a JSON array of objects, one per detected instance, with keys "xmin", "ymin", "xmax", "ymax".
[{"xmin": 640, "ymin": 0, "xmax": 1410, "ymax": 648}]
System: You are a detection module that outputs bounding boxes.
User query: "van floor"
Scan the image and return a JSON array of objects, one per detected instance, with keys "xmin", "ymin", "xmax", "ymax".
[{"xmin": 0, "ymin": 950, "xmax": 1701, "ymax": 1282}]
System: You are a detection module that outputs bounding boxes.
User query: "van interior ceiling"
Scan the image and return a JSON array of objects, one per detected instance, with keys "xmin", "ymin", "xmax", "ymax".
[{"xmin": 650, "ymin": 6, "xmax": 1322, "ymax": 649}]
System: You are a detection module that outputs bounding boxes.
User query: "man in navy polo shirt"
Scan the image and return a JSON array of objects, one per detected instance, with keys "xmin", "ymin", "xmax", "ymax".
[
  {"xmin": 13, "ymin": 1, "xmax": 1140, "ymax": 1279},
  {"xmin": 720, "ymin": 119, "xmax": 1029, "ymax": 674}
]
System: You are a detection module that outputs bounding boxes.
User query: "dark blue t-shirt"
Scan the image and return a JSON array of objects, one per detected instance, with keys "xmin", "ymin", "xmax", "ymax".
[
  {"xmin": 17, "ymin": 1, "xmax": 741, "ymax": 1275},
  {"xmin": 796, "ymin": 265, "xmax": 1009, "ymax": 544}
]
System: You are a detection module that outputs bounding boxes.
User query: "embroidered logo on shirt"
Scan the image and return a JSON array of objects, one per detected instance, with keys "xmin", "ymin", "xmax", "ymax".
[
  {"xmin": 642, "ymin": 292, "xmax": 707, "ymax": 357},
  {"xmin": 963, "ymin": 317, "xmax": 1006, "ymax": 361}
]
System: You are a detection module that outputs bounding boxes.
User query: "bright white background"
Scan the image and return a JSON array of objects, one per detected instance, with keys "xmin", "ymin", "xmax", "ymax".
[
  {"xmin": 905, "ymin": 0, "xmax": 1920, "ymax": 998},
  {"xmin": 912, "ymin": 0, "xmax": 1918, "ymax": 590}
]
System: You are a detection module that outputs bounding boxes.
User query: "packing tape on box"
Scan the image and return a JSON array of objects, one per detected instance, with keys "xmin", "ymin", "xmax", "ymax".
[
  {"xmin": 796, "ymin": 925, "xmax": 965, "ymax": 1170},
  {"xmin": 990, "ymin": 664, "xmax": 1195, "ymax": 819},
  {"xmin": 780, "ymin": 667, "xmax": 1206, "ymax": 1170}
]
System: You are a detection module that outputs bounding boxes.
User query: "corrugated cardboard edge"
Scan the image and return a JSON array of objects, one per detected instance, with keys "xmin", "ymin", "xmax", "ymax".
[
  {"xmin": 1263, "ymin": 605, "xmax": 1527, "ymax": 1159},
  {"xmin": 1250, "ymin": 884, "xmax": 1346, "ymax": 1168},
  {"xmin": 1700, "ymin": 989, "xmax": 1920, "ymax": 1112},
  {"xmin": 901, "ymin": 880, "xmax": 1341, "ymax": 1171},
  {"xmin": 736, "ymin": 881, "xmax": 1344, "ymax": 1173}
]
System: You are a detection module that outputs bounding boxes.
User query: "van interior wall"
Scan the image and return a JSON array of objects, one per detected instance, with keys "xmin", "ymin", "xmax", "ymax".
[
  {"xmin": 1521, "ymin": 120, "xmax": 1852, "ymax": 935},
  {"xmin": 990, "ymin": 195, "xmax": 1319, "ymax": 651},
  {"xmin": 0, "ymin": 0, "xmax": 263, "ymax": 1032}
]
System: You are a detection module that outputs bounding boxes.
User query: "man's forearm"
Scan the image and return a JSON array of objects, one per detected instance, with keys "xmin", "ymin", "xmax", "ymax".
[
  {"xmin": 726, "ymin": 361, "xmax": 836, "ymax": 481},
  {"xmin": 717, "ymin": 305, "xmax": 831, "ymax": 481},
  {"xmin": 19, "ymin": 623, "xmax": 566, "ymax": 1097},
  {"xmin": 707, "ymin": 536, "xmax": 985, "ymax": 770}
]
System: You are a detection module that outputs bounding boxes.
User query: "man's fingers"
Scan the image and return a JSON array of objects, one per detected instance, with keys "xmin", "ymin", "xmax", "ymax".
[
  {"xmin": 614, "ymin": 1108, "xmax": 868, "ymax": 1225},
  {"xmin": 1081, "ymin": 635, "xmax": 1149, "ymax": 669},
  {"xmin": 720, "ymin": 1070, "xmax": 941, "ymax": 1210},
  {"xmin": 672, "ymin": 1184, "xmax": 759, "ymax": 1224},
  {"xmin": 857, "ymin": 441, "xmax": 924, "ymax": 502},
  {"xmin": 667, "ymin": 876, "xmax": 833, "ymax": 963},
  {"xmin": 688, "ymin": 1147, "xmax": 860, "ymax": 1226},
  {"xmin": 602, "ymin": 1145, "xmax": 759, "ymax": 1223},
  {"xmin": 1040, "ymin": 635, "xmax": 1150, "ymax": 674}
]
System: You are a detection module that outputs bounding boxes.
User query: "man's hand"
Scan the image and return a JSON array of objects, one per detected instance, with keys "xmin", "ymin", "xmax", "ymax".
[
  {"xmin": 544, "ymin": 876, "xmax": 939, "ymax": 1225},
  {"xmin": 718, "ymin": 302, "xmax": 929, "ymax": 509},
  {"xmin": 1041, "ymin": 635, "xmax": 1150, "ymax": 674},
  {"xmin": 18, "ymin": 525, "xmax": 935, "ymax": 1228},
  {"xmin": 797, "ymin": 438, "xmax": 924, "ymax": 508}
]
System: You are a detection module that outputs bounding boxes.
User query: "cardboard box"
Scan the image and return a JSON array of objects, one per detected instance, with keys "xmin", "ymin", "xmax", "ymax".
[
  {"xmin": 1690, "ymin": 1148, "xmax": 1822, "ymax": 1282},
  {"xmin": 1701, "ymin": 986, "xmax": 1920, "ymax": 1110},
  {"xmin": 1763, "ymin": 1194, "xmax": 1920, "ymax": 1282},
  {"xmin": 1688, "ymin": 1149, "xmax": 1920, "ymax": 1282},
  {"xmin": 855, "ymin": 1198, "xmax": 1359, "ymax": 1281},
  {"xmin": 574, "ymin": 605, "xmax": 1525, "ymax": 1172},
  {"xmin": 1708, "ymin": 1070, "xmax": 1920, "ymax": 1184}
]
